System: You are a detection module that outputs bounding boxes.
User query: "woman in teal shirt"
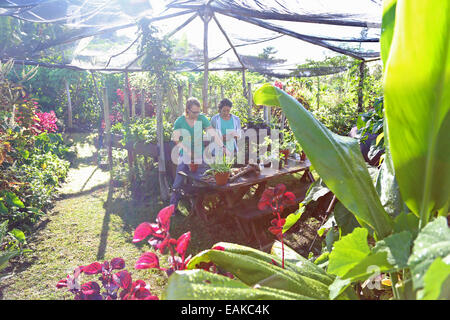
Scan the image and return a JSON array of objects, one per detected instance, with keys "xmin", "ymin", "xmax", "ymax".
[
  {"xmin": 170, "ymin": 97, "xmax": 226, "ymax": 212},
  {"xmin": 210, "ymin": 98, "xmax": 242, "ymax": 156}
]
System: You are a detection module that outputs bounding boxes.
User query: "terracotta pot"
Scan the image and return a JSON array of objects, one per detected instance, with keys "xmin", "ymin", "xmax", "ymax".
[
  {"xmin": 280, "ymin": 149, "xmax": 290, "ymax": 160},
  {"xmin": 189, "ymin": 163, "xmax": 198, "ymax": 172},
  {"xmin": 300, "ymin": 151, "xmax": 307, "ymax": 161},
  {"xmin": 214, "ymin": 171, "xmax": 230, "ymax": 186}
]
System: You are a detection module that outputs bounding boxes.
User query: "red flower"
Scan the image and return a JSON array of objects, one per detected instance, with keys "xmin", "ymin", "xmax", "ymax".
[{"xmin": 274, "ymin": 81, "xmax": 284, "ymax": 89}]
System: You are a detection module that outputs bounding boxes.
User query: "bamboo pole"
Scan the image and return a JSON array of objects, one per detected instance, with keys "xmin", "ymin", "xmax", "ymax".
[
  {"xmin": 102, "ymin": 87, "xmax": 113, "ymax": 174},
  {"xmin": 123, "ymin": 73, "xmax": 130, "ymax": 124},
  {"xmin": 65, "ymin": 79, "xmax": 73, "ymax": 129},
  {"xmin": 177, "ymin": 84, "xmax": 184, "ymax": 116},
  {"xmin": 202, "ymin": 8, "xmax": 212, "ymax": 114},
  {"xmin": 140, "ymin": 89, "xmax": 146, "ymax": 118},
  {"xmin": 188, "ymin": 82, "xmax": 193, "ymax": 99},
  {"xmin": 358, "ymin": 61, "xmax": 365, "ymax": 113},
  {"xmin": 247, "ymin": 82, "xmax": 253, "ymax": 118},
  {"xmin": 131, "ymin": 89, "xmax": 137, "ymax": 119},
  {"xmin": 156, "ymin": 86, "xmax": 169, "ymax": 200},
  {"xmin": 242, "ymin": 68, "xmax": 247, "ymax": 99}
]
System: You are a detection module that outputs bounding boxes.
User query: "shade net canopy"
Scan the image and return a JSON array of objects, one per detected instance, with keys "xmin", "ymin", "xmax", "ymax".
[{"xmin": 0, "ymin": 0, "xmax": 382, "ymax": 76}]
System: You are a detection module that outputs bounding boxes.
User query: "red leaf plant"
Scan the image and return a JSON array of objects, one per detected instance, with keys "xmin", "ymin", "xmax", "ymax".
[
  {"xmin": 258, "ymin": 183, "xmax": 296, "ymax": 268},
  {"xmin": 133, "ymin": 205, "xmax": 193, "ymax": 276},
  {"xmin": 56, "ymin": 258, "xmax": 158, "ymax": 300},
  {"xmin": 132, "ymin": 205, "xmax": 233, "ymax": 278},
  {"xmin": 33, "ymin": 110, "xmax": 58, "ymax": 133}
]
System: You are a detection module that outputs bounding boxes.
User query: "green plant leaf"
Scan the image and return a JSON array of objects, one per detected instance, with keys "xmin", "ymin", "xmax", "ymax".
[
  {"xmin": 0, "ymin": 202, "xmax": 8, "ymax": 215},
  {"xmin": 9, "ymin": 228, "xmax": 26, "ymax": 244},
  {"xmin": 4, "ymin": 192, "xmax": 24, "ymax": 208},
  {"xmin": 393, "ymin": 211, "xmax": 419, "ymax": 239},
  {"xmin": 282, "ymin": 204, "xmax": 305, "ymax": 233},
  {"xmin": 373, "ymin": 231, "xmax": 413, "ymax": 269},
  {"xmin": 270, "ymin": 241, "xmax": 334, "ymax": 285},
  {"xmin": 328, "ymin": 228, "xmax": 393, "ymax": 283},
  {"xmin": 187, "ymin": 242, "xmax": 331, "ymax": 299},
  {"xmin": 420, "ymin": 257, "xmax": 450, "ymax": 300},
  {"xmin": 254, "ymin": 84, "xmax": 393, "ymax": 239},
  {"xmin": 375, "ymin": 160, "xmax": 406, "ymax": 219},
  {"xmin": 380, "ymin": 0, "xmax": 397, "ymax": 66},
  {"xmin": 0, "ymin": 250, "xmax": 20, "ymax": 271},
  {"xmin": 328, "ymin": 228, "xmax": 371, "ymax": 277},
  {"xmin": 163, "ymin": 270, "xmax": 312, "ymax": 300},
  {"xmin": 329, "ymin": 277, "xmax": 351, "ymax": 300},
  {"xmin": 383, "ymin": 1, "xmax": 450, "ymax": 228},
  {"xmin": 334, "ymin": 202, "xmax": 361, "ymax": 236},
  {"xmin": 408, "ymin": 217, "xmax": 450, "ymax": 290}
]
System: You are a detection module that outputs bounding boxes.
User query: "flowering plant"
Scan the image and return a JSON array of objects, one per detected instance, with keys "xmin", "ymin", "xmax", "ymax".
[
  {"xmin": 33, "ymin": 110, "xmax": 58, "ymax": 133},
  {"xmin": 133, "ymin": 205, "xmax": 192, "ymax": 276},
  {"xmin": 56, "ymin": 258, "xmax": 158, "ymax": 300},
  {"xmin": 258, "ymin": 183, "xmax": 296, "ymax": 268}
]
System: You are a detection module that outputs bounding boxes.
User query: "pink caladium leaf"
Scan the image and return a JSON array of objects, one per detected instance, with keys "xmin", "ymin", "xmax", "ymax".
[
  {"xmin": 110, "ymin": 257, "xmax": 125, "ymax": 270},
  {"xmin": 135, "ymin": 252, "xmax": 160, "ymax": 270},
  {"xmin": 212, "ymin": 246, "xmax": 225, "ymax": 251},
  {"xmin": 81, "ymin": 262, "xmax": 102, "ymax": 275},
  {"xmin": 113, "ymin": 270, "xmax": 132, "ymax": 290},
  {"xmin": 156, "ymin": 205, "xmax": 175, "ymax": 231},
  {"xmin": 56, "ymin": 278, "xmax": 68, "ymax": 289},
  {"xmin": 154, "ymin": 237, "xmax": 170, "ymax": 254},
  {"xmin": 258, "ymin": 188, "xmax": 275, "ymax": 210},
  {"xmin": 133, "ymin": 287, "xmax": 159, "ymax": 300},
  {"xmin": 133, "ymin": 222, "xmax": 155, "ymax": 243},
  {"xmin": 282, "ymin": 191, "xmax": 296, "ymax": 206},
  {"xmin": 81, "ymin": 281, "xmax": 101, "ymax": 295},
  {"xmin": 175, "ymin": 232, "xmax": 191, "ymax": 256},
  {"xmin": 274, "ymin": 183, "xmax": 287, "ymax": 196}
]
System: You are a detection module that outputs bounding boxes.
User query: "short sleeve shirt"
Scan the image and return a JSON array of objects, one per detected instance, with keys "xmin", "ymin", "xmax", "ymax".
[{"xmin": 173, "ymin": 114, "xmax": 211, "ymax": 156}]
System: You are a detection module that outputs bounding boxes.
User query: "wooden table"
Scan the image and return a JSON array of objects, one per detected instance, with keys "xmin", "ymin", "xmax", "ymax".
[{"xmin": 178, "ymin": 159, "xmax": 314, "ymax": 248}]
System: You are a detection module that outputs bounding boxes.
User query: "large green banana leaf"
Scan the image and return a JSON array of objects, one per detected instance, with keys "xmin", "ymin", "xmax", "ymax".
[
  {"xmin": 253, "ymin": 85, "xmax": 393, "ymax": 239},
  {"xmin": 163, "ymin": 269, "xmax": 314, "ymax": 300},
  {"xmin": 383, "ymin": 1, "xmax": 450, "ymax": 227},
  {"xmin": 185, "ymin": 242, "xmax": 330, "ymax": 299}
]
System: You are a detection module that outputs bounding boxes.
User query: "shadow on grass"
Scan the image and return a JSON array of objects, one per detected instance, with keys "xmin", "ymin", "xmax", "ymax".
[
  {"xmin": 58, "ymin": 183, "xmax": 108, "ymax": 200},
  {"xmin": 94, "ymin": 184, "xmax": 256, "ymax": 259},
  {"xmin": 96, "ymin": 182, "xmax": 114, "ymax": 260}
]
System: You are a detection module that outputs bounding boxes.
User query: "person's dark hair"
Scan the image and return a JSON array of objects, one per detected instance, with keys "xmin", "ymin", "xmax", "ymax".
[
  {"xmin": 186, "ymin": 97, "xmax": 201, "ymax": 112},
  {"xmin": 218, "ymin": 98, "xmax": 232, "ymax": 111}
]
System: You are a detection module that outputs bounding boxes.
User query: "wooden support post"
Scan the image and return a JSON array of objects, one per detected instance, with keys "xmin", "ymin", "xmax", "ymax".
[
  {"xmin": 264, "ymin": 106, "xmax": 269, "ymax": 124},
  {"xmin": 123, "ymin": 73, "xmax": 130, "ymax": 124},
  {"xmin": 242, "ymin": 68, "xmax": 247, "ymax": 99},
  {"xmin": 140, "ymin": 89, "xmax": 146, "ymax": 118},
  {"xmin": 65, "ymin": 79, "xmax": 73, "ymax": 129},
  {"xmin": 131, "ymin": 89, "xmax": 137, "ymax": 119},
  {"xmin": 156, "ymin": 86, "xmax": 170, "ymax": 200},
  {"xmin": 358, "ymin": 61, "xmax": 365, "ymax": 113},
  {"xmin": 316, "ymin": 76, "xmax": 320, "ymax": 109},
  {"xmin": 102, "ymin": 87, "xmax": 113, "ymax": 174},
  {"xmin": 188, "ymin": 82, "xmax": 192, "ymax": 98},
  {"xmin": 177, "ymin": 84, "xmax": 184, "ymax": 116},
  {"xmin": 247, "ymin": 82, "xmax": 252, "ymax": 118},
  {"xmin": 202, "ymin": 8, "xmax": 212, "ymax": 115}
]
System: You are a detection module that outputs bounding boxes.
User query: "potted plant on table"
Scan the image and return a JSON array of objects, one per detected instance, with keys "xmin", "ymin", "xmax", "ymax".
[{"xmin": 205, "ymin": 155, "xmax": 234, "ymax": 186}]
